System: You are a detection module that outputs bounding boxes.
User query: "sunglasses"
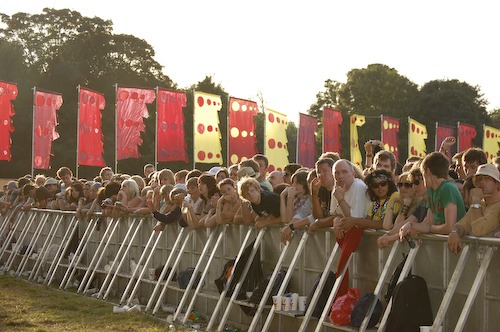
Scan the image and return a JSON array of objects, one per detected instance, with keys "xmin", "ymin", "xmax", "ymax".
[
  {"xmin": 371, "ymin": 180, "xmax": 388, "ymax": 189},
  {"xmin": 397, "ymin": 182, "xmax": 412, "ymax": 189}
]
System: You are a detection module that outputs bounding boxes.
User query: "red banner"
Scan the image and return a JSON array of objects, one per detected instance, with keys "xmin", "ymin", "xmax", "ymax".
[
  {"xmin": 116, "ymin": 87, "xmax": 155, "ymax": 160},
  {"xmin": 435, "ymin": 123, "xmax": 455, "ymax": 155},
  {"xmin": 458, "ymin": 123, "xmax": 476, "ymax": 152},
  {"xmin": 323, "ymin": 107, "xmax": 342, "ymax": 154},
  {"xmin": 157, "ymin": 88, "xmax": 188, "ymax": 162},
  {"xmin": 33, "ymin": 90, "xmax": 63, "ymax": 169},
  {"xmin": 298, "ymin": 113, "xmax": 318, "ymax": 168},
  {"xmin": 382, "ymin": 116, "xmax": 400, "ymax": 162},
  {"xmin": 0, "ymin": 81, "xmax": 17, "ymax": 161},
  {"xmin": 228, "ymin": 97, "xmax": 259, "ymax": 165},
  {"xmin": 78, "ymin": 88, "xmax": 106, "ymax": 167}
]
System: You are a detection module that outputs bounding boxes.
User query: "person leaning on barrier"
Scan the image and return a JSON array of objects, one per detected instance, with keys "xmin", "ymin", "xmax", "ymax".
[
  {"xmin": 182, "ymin": 174, "xmax": 219, "ymax": 229},
  {"xmin": 377, "ymin": 167, "xmax": 429, "ymax": 249},
  {"xmin": 279, "ymin": 170, "xmax": 312, "ymax": 244},
  {"xmin": 235, "ymin": 176, "xmax": 281, "ymax": 228},
  {"xmin": 399, "ymin": 152, "xmax": 466, "ymax": 241},
  {"xmin": 448, "ymin": 163, "xmax": 500, "ymax": 254},
  {"xmin": 211, "ymin": 178, "xmax": 241, "ymax": 227},
  {"xmin": 307, "ymin": 158, "xmax": 335, "ymax": 235},
  {"xmin": 329, "ymin": 159, "xmax": 369, "ymax": 298},
  {"xmin": 149, "ymin": 187, "xmax": 187, "ymax": 232}
]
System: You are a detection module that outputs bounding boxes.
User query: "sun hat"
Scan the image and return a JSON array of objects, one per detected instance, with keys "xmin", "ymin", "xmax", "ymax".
[
  {"xmin": 44, "ymin": 177, "xmax": 59, "ymax": 186},
  {"xmin": 208, "ymin": 166, "xmax": 222, "ymax": 176},
  {"xmin": 472, "ymin": 163, "xmax": 500, "ymax": 186},
  {"xmin": 237, "ymin": 166, "xmax": 257, "ymax": 180}
]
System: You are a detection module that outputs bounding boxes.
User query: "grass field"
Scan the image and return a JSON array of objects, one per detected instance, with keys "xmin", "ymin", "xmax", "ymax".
[{"xmin": 0, "ymin": 274, "xmax": 175, "ymax": 331}]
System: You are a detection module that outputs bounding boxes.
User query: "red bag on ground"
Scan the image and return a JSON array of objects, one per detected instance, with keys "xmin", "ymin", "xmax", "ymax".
[{"xmin": 329, "ymin": 288, "xmax": 360, "ymax": 325}]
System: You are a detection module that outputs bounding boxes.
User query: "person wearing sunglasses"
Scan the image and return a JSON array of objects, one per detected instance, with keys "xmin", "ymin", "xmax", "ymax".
[
  {"xmin": 378, "ymin": 165, "xmax": 429, "ymax": 248},
  {"xmin": 399, "ymin": 152, "xmax": 466, "ymax": 241},
  {"xmin": 364, "ymin": 170, "xmax": 398, "ymax": 223},
  {"xmin": 381, "ymin": 172, "xmax": 415, "ymax": 231}
]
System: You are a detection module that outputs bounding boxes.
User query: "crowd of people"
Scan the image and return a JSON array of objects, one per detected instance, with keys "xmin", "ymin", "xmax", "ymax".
[{"xmin": 1, "ymin": 137, "xmax": 500, "ymax": 299}]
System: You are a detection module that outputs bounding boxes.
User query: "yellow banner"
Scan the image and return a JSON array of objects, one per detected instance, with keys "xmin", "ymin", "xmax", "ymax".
[
  {"xmin": 264, "ymin": 108, "xmax": 289, "ymax": 171},
  {"xmin": 408, "ymin": 118, "xmax": 427, "ymax": 158},
  {"xmin": 194, "ymin": 91, "xmax": 222, "ymax": 164},
  {"xmin": 350, "ymin": 114, "xmax": 365, "ymax": 167},
  {"xmin": 483, "ymin": 125, "xmax": 500, "ymax": 162}
]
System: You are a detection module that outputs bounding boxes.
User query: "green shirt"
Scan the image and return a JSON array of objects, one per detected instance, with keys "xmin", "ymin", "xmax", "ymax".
[{"xmin": 426, "ymin": 180, "xmax": 465, "ymax": 225}]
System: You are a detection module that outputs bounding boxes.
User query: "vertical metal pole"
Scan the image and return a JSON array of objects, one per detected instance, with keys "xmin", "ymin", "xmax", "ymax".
[
  {"xmin": 226, "ymin": 95, "xmax": 230, "ymax": 166},
  {"xmin": 76, "ymin": 85, "xmax": 81, "ymax": 179},
  {"xmin": 114, "ymin": 84, "xmax": 118, "ymax": 173},
  {"xmin": 192, "ymin": 89, "xmax": 196, "ymax": 170},
  {"xmin": 154, "ymin": 87, "xmax": 158, "ymax": 170},
  {"xmin": 31, "ymin": 87, "xmax": 36, "ymax": 177}
]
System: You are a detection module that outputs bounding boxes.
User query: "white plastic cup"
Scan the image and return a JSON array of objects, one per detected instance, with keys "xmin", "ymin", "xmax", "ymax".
[
  {"xmin": 148, "ymin": 268, "xmax": 156, "ymax": 280},
  {"xmin": 291, "ymin": 293, "xmax": 299, "ymax": 311},
  {"xmin": 282, "ymin": 296, "xmax": 291, "ymax": 311},
  {"xmin": 420, "ymin": 326, "xmax": 442, "ymax": 332},
  {"xmin": 272, "ymin": 295, "xmax": 282, "ymax": 311},
  {"xmin": 298, "ymin": 296, "xmax": 307, "ymax": 312}
]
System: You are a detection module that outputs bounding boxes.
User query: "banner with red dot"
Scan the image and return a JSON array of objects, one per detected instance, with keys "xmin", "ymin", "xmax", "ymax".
[
  {"xmin": 194, "ymin": 91, "xmax": 222, "ymax": 164},
  {"xmin": 265, "ymin": 108, "xmax": 288, "ymax": 172},
  {"xmin": 408, "ymin": 117, "xmax": 427, "ymax": 159},
  {"xmin": 33, "ymin": 90, "xmax": 63, "ymax": 169}
]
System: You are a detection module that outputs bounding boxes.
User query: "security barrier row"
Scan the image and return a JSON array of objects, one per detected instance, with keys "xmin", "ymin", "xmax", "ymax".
[{"xmin": 0, "ymin": 207, "xmax": 498, "ymax": 332}]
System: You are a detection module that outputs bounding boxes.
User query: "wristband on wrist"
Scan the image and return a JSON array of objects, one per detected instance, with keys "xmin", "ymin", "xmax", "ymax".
[{"xmin": 366, "ymin": 154, "xmax": 373, "ymax": 157}]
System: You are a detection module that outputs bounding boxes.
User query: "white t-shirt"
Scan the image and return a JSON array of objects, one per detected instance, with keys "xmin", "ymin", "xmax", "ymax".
[{"xmin": 329, "ymin": 178, "xmax": 368, "ymax": 218}]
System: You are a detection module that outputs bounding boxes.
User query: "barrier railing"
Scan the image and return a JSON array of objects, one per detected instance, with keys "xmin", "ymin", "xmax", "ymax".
[{"xmin": 0, "ymin": 208, "xmax": 498, "ymax": 332}]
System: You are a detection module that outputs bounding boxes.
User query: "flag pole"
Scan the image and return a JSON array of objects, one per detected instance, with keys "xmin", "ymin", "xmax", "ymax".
[
  {"xmin": 154, "ymin": 87, "xmax": 158, "ymax": 171},
  {"xmin": 114, "ymin": 83, "xmax": 118, "ymax": 174},
  {"xmin": 380, "ymin": 114, "xmax": 384, "ymax": 145},
  {"xmin": 192, "ymin": 89, "xmax": 196, "ymax": 170},
  {"xmin": 296, "ymin": 114, "xmax": 300, "ymax": 163},
  {"xmin": 434, "ymin": 122, "xmax": 439, "ymax": 152},
  {"xmin": 226, "ymin": 95, "xmax": 230, "ymax": 167},
  {"xmin": 321, "ymin": 108, "xmax": 325, "ymax": 155},
  {"xmin": 457, "ymin": 121, "xmax": 461, "ymax": 152},
  {"xmin": 76, "ymin": 85, "xmax": 80, "ymax": 179},
  {"xmin": 407, "ymin": 116, "xmax": 411, "ymax": 159},
  {"xmin": 31, "ymin": 87, "xmax": 36, "ymax": 178}
]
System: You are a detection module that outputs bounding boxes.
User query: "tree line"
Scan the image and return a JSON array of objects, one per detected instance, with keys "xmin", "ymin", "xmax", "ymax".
[{"xmin": 0, "ymin": 8, "xmax": 498, "ymax": 179}]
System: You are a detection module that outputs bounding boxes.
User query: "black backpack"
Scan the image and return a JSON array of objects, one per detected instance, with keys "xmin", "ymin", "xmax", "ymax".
[
  {"xmin": 385, "ymin": 253, "xmax": 408, "ymax": 302},
  {"xmin": 386, "ymin": 274, "xmax": 433, "ymax": 332},
  {"xmin": 248, "ymin": 270, "xmax": 288, "ymax": 305},
  {"xmin": 240, "ymin": 270, "xmax": 288, "ymax": 316},
  {"xmin": 305, "ymin": 271, "xmax": 336, "ymax": 318},
  {"xmin": 350, "ymin": 292, "xmax": 383, "ymax": 328},
  {"xmin": 214, "ymin": 239, "xmax": 263, "ymax": 299},
  {"xmin": 177, "ymin": 267, "xmax": 203, "ymax": 289}
]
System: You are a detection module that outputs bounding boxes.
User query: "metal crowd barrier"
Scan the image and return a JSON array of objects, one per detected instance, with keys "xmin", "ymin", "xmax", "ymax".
[{"xmin": 0, "ymin": 208, "xmax": 498, "ymax": 332}]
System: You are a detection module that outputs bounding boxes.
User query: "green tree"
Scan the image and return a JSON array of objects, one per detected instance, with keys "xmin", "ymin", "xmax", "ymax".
[
  {"xmin": 0, "ymin": 8, "xmax": 174, "ymax": 178},
  {"xmin": 489, "ymin": 108, "xmax": 500, "ymax": 129},
  {"xmin": 309, "ymin": 64, "xmax": 419, "ymax": 161},
  {"xmin": 418, "ymin": 79, "xmax": 490, "ymax": 150}
]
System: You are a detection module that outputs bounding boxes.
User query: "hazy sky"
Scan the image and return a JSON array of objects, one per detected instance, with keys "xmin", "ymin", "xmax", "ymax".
[{"xmin": 2, "ymin": 1, "xmax": 498, "ymax": 123}]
